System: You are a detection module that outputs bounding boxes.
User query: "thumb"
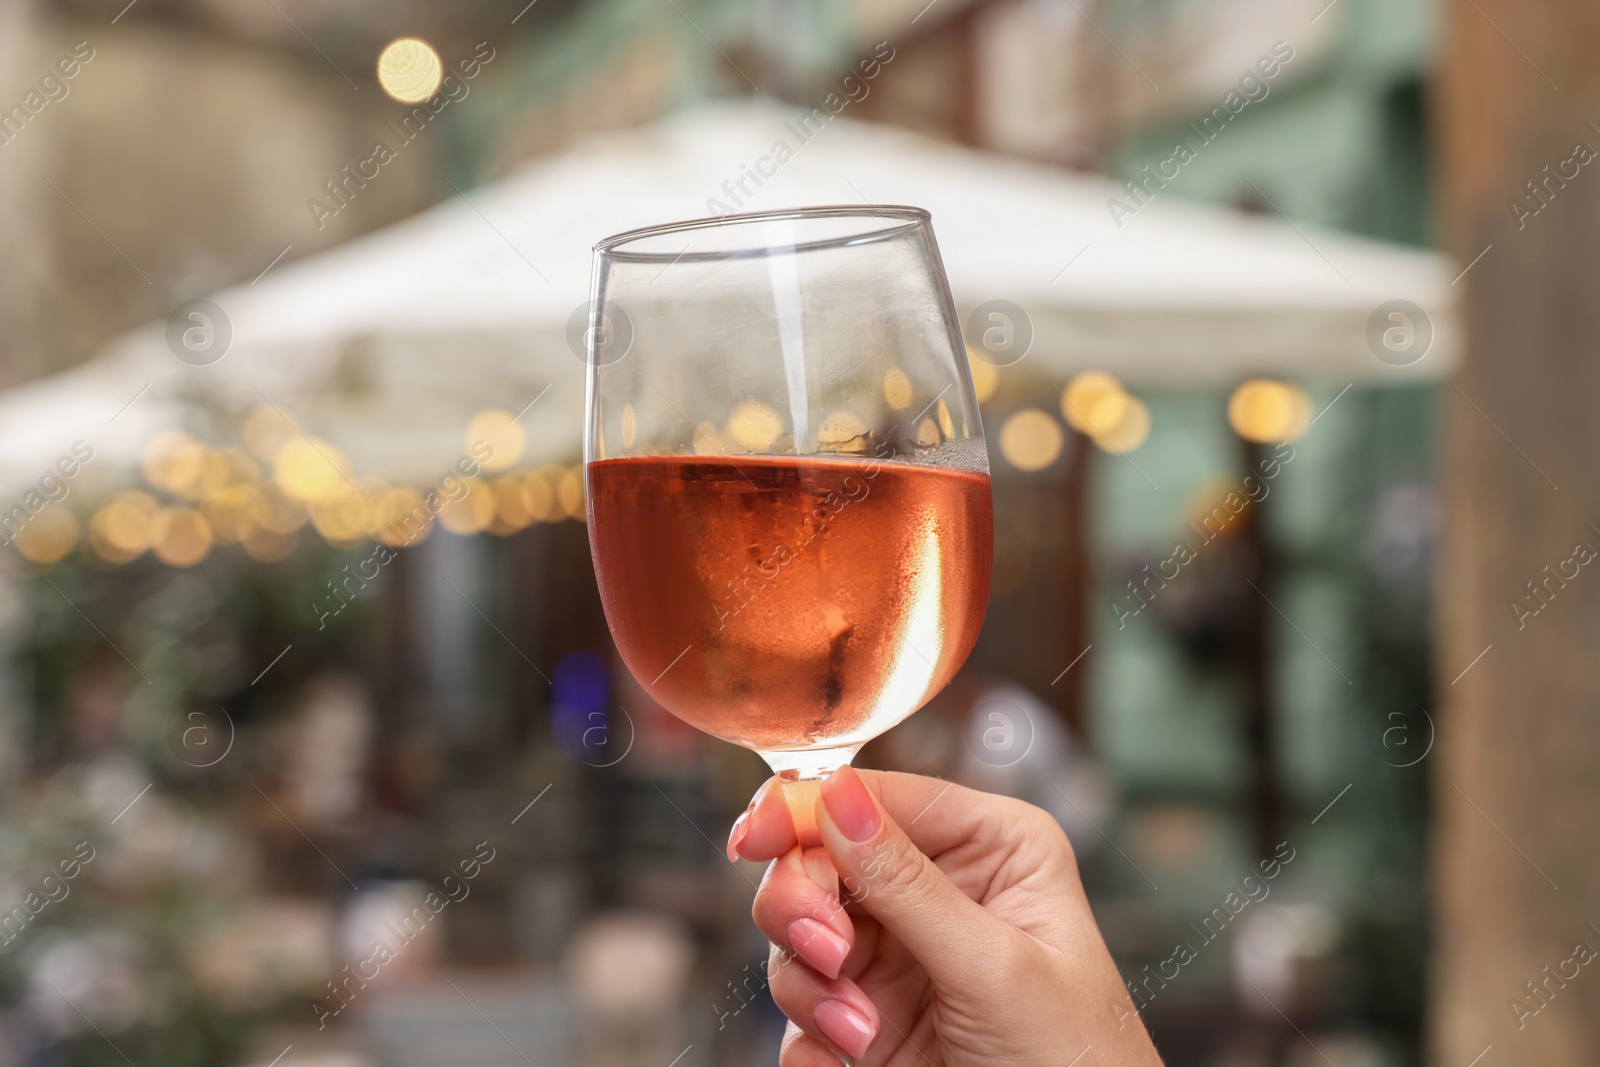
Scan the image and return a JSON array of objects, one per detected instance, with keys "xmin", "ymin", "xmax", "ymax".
[{"xmin": 815, "ymin": 766, "xmax": 1009, "ymax": 991}]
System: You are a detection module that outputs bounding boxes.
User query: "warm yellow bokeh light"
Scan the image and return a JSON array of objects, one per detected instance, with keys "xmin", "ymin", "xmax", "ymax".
[
  {"xmin": 141, "ymin": 430, "xmax": 206, "ymax": 497},
  {"xmin": 374, "ymin": 488, "xmax": 431, "ymax": 547},
  {"xmin": 12, "ymin": 507, "xmax": 79, "ymax": 565},
  {"xmin": 1228, "ymin": 379, "xmax": 1312, "ymax": 444},
  {"xmin": 242, "ymin": 405, "xmax": 297, "ymax": 461},
  {"xmin": 883, "ymin": 368, "xmax": 914, "ymax": 411},
  {"xmin": 726, "ymin": 401, "xmax": 783, "ymax": 452},
  {"xmin": 274, "ymin": 438, "xmax": 349, "ymax": 504},
  {"xmin": 1061, "ymin": 372, "xmax": 1127, "ymax": 434},
  {"xmin": 492, "ymin": 472, "xmax": 558, "ymax": 531},
  {"xmin": 222, "ymin": 446, "xmax": 261, "ymax": 486},
  {"xmin": 152, "ymin": 508, "xmax": 214, "ymax": 567},
  {"xmin": 89, "ymin": 491, "xmax": 160, "ymax": 562},
  {"xmin": 438, "ymin": 482, "xmax": 497, "ymax": 536},
  {"xmin": 1090, "ymin": 396, "xmax": 1151, "ymax": 454},
  {"xmin": 310, "ymin": 487, "xmax": 377, "ymax": 546},
  {"xmin": 915, "ymin": 417, "xmax": 941, "ymax": 447},
  {"xmin": 817, "ymin": 410, "xmax": 869, "ymax": 446},
  {"xmin": 620, "ymin": 404, "xmax": 638, "ymax": 449},
  {"xmin": 377, "ymin": 38, "xmax": 443, "ymax": 103},
  {"xmin": 999, "ymin": 409, "xmax": 1064, "ymax": 472},
  {"xmin": 204, "ymin": 484, "xmax": 262, "ymax": 544},
  {"xmin": 557, "ymin": 466, "xmax": 585, "ymax": 519},
  {"xmin": 692, "ymin": 421, "xmax": 727, "ymax": 456},
  {"xmin": 252, "ymin": 487, "xmax": 308, "ymax": 536},
  {"xmin": 523, "ymin": 471, "xmax": 556, "ymax": 523},
  {"xmin": 966, "ymin": 347, "xmax": 999, "ymax": 405},
  {"xmin": 466, "ymin": 409, "xmax": 525, "ymax": 473},
  {"xmin": 243, "ymin": 527, "xmax": 298, "ymax": 563}
]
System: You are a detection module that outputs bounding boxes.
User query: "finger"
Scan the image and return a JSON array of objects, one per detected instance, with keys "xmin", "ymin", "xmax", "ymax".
[
  {"xmin": 858, "ymin": 770, "xmax": 1014, "ymax": 859},
  {"xmin": 816, "ymin": 765, "xmax": 1014, "ymax": 991},
  {"xmin": 769, "ymin": 942, "xmax": 880, "ymax": 1062},
  {"xmin": 753, "ymin": 846, "xmax": 855, "ymax": 979},
  {"xmin": 734, "ymin": 770, "xmax": 1004, "ymax": 863},
  {"xmin": 728, "ymin": 777, "xmax": 796, "ymax": 862},
  {"xmin": 779, "ymin": 1021, "xmax": 847, "ymax": 1067}
]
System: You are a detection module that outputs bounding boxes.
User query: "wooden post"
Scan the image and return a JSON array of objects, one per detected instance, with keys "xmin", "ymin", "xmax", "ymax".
[{"xmin": 1434, "ymin": 2, "xmax": 1600, "ymax": 1061}]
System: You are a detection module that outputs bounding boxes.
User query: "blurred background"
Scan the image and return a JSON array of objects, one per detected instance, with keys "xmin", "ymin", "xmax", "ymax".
[{"xmin": 0, "ymin": 0, "xmax": 1591, "ymax": 1064}]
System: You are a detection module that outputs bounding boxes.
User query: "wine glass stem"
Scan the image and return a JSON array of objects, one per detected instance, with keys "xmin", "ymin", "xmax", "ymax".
[{"xmin": 765, "ymin": 744, "xmax": 860, "ymax": 848}]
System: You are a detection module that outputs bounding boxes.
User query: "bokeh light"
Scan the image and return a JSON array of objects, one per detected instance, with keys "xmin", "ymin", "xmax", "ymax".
[
  {"xmin": 310, "ymin": 486, "xmax": 377, "ymax": 546},
  {"xmin": 998, "ymin": 408, "xmax": 1064, "ymax": 471},
  {"xmin": 273, "ymin": 437, "xmax": 350, "ymax": 504},
  {"xmin": 966, "ymin": 346, "xmax": 999, "ymax": 404},
  {"xmin": 466, "ymin": 409, "xmax": 525, "ymax": 472},
  {"xmin": 726, "ymin": 401, "xmax": 782, "ymax": 451},
  {"xmin": 152, "ymin": 507, "xmax": 214, "ymax": 567},
  {"xmin": 11, "ymin": 507, "xmax": 79, "ymax": 566},
  {"xmin": 252, "ymin": 487, "xmax": 309, "ymax": 536},
  {"xmin": 1228, "ymin": 379, "xmax": 1312, "ymax": 443},
  {"xmin": 557, "ymin": 466, "xmax": 585, "ymax": 519},
  {"xmin": 620, "ymin": 404, "xmax": 637, "ymax": 449},
  {"xmin": 1090, "ymin": 395, "xmax": 1151, "ymax": 454},
  {"xmin": 817, "ymin": 410, "xmax": 869, "ymax": 445},
  {"xmin": 883, "ymin": 368, "xmax": 914, "ymax": 410},
  {"xmin": 141, "ymin": 430, "xmax": 207, "ymax": 497},
  {"xmin": 203, "ymin": 484, "xmax": 262, "ymax": 544},
  {"xmin": 1061, "ymin": 371, "xmax": 1126, "ymax": 433},
  {"xmin": 377, "ymin": 38, "xmax": 443, "ymax": 103},
  {"xmin": 374, "ymin": 488, "xmax": 431, "ymax": 547},
  {"xmin": 89, "ymin": 491, "xmax": 160, "ymax": 563},
  {"xmin": 492, "ymin": 473, "xmax": 555, "ymax": 532},
  {"xmin": 438, "ymin": 481, "xmax": 496, "ymax": 535},
  {"xmin": 242, "ymin": 527, "xmax": 298, "ymax": 563},
  {"xmin": 243, "ymin": 405, "xmax": 298, "ymax": 461}
]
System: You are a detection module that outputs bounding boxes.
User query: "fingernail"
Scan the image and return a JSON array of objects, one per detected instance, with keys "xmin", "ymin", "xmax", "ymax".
[
  {"xmin": 820, "ymin": 766, "xmax": 879, "ymax": 843},
  {"xmin": 725, "ymin": 809, "xmax": 752, "ymax": 862},
  {"xmin": 814, "ymin": 999, "xmax": 876, "ymax": 1059},
  {"xmin": 787, "ymin": 918, "xmax": 850, "ymax": 980}
]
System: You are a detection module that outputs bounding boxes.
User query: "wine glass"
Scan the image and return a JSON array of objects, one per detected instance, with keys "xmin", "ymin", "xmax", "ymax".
[{"xmin": 584, "ymin": 205, "xmax": 992, "ymax": 832}]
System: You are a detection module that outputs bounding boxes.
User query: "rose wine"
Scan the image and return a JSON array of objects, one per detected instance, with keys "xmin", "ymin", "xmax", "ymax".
[{"xmin": 588, "ymin": 453, "xmax": 992, "ymax": 760}]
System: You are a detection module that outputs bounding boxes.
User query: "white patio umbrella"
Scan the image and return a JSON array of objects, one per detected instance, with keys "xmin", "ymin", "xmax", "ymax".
[{"xmin": 0, "ymin": 98, "xmax": 1455, "ymax": 501}]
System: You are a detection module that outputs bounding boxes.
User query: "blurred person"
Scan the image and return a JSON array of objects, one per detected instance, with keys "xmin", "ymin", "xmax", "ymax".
[{"xmin": 726, "ymin": 767, "xmax": 1163, "ymax": 1066}]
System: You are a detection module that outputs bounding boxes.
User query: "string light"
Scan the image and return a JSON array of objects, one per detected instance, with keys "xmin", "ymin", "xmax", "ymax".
[
  {"xmin": 377, "ymin": 38, "xmax": 443, "ymax": 103},
  {"xmin": 999, "ymin": 409, "xmax": 1064, "ymax": 471},
  {"xmin": 1228, "ymin": 379, "xmax": 1312, "ymax": 443}
]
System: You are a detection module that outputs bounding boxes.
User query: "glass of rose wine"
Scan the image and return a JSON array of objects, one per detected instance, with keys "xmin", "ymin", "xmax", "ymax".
[{"xmin": 584, "ymin": 206, "xmax": 992, "ymax": 833}]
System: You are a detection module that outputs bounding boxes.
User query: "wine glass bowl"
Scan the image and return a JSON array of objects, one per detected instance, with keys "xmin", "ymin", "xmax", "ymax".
[{"xmin": 585, "ymin": 206, "xmax": 993, "ymax": 785}]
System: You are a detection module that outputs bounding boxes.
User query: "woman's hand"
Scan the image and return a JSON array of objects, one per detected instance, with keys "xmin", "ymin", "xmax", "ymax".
[{"xmin": 726, "ymin": 766, "xmax": 1164, "ymax": 1066}]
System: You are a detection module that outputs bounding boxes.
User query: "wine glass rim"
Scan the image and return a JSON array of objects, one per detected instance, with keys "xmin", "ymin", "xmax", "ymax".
[{"xmin": 594, "ymin": 204, "xmax": 931, "ymax": 261}]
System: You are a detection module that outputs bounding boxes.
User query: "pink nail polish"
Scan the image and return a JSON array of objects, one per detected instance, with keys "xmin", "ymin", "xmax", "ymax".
[
  {"xmin": 725, "ymin": 809, "xmax": 751, "ymax": 862},
  {"xmin": 814, "ymin": 999, "xmax": 876, "ymax": 1059},
  {"xmin": 787, "ymin": 918, "xmax": 850, "ymax": 980},
  {"xmin": 820, "ymin": 766, "xmax": 880, "ymax": 842}
]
